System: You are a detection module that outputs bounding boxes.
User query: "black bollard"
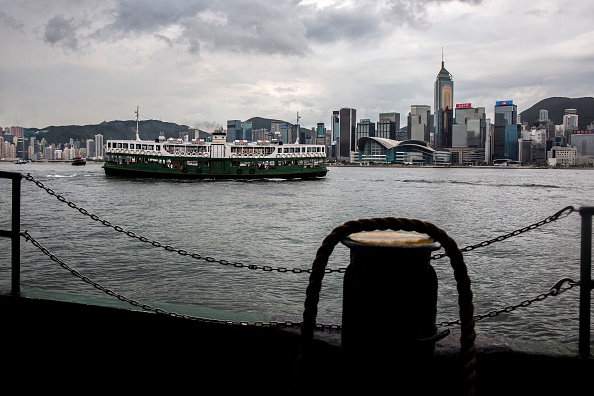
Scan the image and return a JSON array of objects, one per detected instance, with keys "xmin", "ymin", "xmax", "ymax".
[{"xmin": 341, "ymin": 231, "xmax": 442, "ymax": 390}]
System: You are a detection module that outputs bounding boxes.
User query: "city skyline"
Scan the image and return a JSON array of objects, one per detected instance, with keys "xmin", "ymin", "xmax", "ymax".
[{"xmin": 1, "ymin": 1, "xmax": 593, "ymax": 131}]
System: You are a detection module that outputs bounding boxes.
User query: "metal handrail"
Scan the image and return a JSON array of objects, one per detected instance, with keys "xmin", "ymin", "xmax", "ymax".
[{"xmin": 0, "ymin": 171, "xmax": 23, "ymax": 296}]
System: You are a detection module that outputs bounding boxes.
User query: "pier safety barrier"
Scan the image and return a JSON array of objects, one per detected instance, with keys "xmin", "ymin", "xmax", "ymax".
[{"xmin": 1, "ymin": 170, "xmax": 593, "ymax": 372}]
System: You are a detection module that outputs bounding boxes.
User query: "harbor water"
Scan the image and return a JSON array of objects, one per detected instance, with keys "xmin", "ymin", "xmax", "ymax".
[{"xmin": 1, "ymin": 162, "xmax": 593, "ymax": 353}]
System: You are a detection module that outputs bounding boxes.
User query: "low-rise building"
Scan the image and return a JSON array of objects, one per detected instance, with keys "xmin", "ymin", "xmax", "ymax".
[{"xmin": 548, "ymin": 146, "xmax": 577, "ymax": 166}]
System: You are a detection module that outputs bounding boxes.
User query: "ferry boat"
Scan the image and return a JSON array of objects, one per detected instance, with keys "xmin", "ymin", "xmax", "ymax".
[
  {"xmin": 103, "ymin": 109, "xmax": 328, "ymax": 180},
  {"xmin": 71, "ymin": 156, "xmax": 86, "ymax": 166}
]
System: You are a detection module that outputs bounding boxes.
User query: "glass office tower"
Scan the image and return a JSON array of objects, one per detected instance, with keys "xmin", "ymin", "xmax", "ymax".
[{"xmin": 434, "ymin": 60, "xmax": 454, "ymax": 149}]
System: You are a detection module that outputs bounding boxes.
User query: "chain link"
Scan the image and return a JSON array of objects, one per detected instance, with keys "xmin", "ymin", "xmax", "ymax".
[
  {"xmin": 24, "ymin": 173, "xmax": 346, "ymax": 274},
  {"xmin": 431, "ymin": 205, "xmax": 575, "ymax": 260},
  {"xmin": 19, "ymin": 230, "xmax": 339, "ymax": 331},
  {"xmin": 22, "ymin": 173, "xmax": 581, "ymax": 330},
  {"xmin": 21, "ymin": 228, "xmax": 581, "ymax": 332},
  {"xmin": 438, "ymin": 278, "xmax": 580, "ymax": 327},
  {"xmin": 25, "ymin": 173, "xmax": 575, "ymax": 273}
]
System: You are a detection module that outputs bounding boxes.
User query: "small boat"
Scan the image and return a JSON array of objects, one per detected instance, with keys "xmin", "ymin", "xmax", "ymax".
[
  {"xmin": 72, "ymin": 156, "xmax": 86, "ymax": 166},
  {"xmin": 15, "ymin": 158, "xmax": 27, "ymax": 164},
  {"xmin": 102, "ymin": 108, "xmax": 328, "ymax": 180}
]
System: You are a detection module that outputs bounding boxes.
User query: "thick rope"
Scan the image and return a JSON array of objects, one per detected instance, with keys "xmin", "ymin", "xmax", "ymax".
[{"xmin": 296, "ymin": 217, "xmax": 476, "ymax": 396}]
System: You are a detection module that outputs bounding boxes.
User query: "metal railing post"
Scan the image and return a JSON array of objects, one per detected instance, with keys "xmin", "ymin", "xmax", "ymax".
[
  {"xmin": 0, "ymin": 171, "xmax": 23, "ymax": 296},
  {"xmin": 578, "ymin": 206, "xmax": 593, "ymax": 358},
  {"xmin": 11, "ymin": 174, "xmax": 22, "ymax": 296}
]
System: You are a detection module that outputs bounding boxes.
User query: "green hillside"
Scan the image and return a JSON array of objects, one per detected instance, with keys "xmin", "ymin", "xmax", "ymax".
[
  {"xmin": 519, "ymin": 97, "xmax": 594, "ymax": 130},
  {"xmin": 29, "ymin": 119, "xmax": 208, "ymax": 144}
]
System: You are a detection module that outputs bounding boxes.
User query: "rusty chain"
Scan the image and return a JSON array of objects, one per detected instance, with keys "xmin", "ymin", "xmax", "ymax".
[
  {"xmin": 438, "ymin": 277, "xmax": 580, "ymax": 327},
  {"xmin": 21, "ymin": 173, "xmax": 581, "ymax": 330},
  {"xmin": 23, "ymin": 173, "xmax": 575, "ymax": 273},
  {"xmin": 431, "ymin": 205, "xmax": 575, "ymax": 260},
  {"xmin": 24, "ymin": 173, "xmax": 346, "ymax": 274},
  {"xmin": 20, "ymin": 230, "xmax": 329, "ymax": 331}
]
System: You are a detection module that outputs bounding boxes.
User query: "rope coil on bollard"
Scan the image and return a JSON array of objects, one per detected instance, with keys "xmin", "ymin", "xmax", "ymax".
[{"xmin": 297, "ymin": 217, "xmax": 477, "ymax": 396}]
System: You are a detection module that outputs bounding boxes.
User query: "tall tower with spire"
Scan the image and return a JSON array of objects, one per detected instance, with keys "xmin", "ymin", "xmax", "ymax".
[{"xmin": 434, "ymin": 50, "xmax": 454, "ymax": 149}]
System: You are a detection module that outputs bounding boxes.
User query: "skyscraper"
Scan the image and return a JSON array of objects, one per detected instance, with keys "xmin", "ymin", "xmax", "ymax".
[
  {"xmin": 409, "ymin": 105, "xmax": 431, "ymax": 142},
  {"xmin": 563, "ymin": 109, "xmax": 579, "ymax": 137},
  {"xmin": 226, "ymin": 120, "xmax": 242, "ymax": 142},
  {"xmin": 335, "ymin": 108, "xmax": 356, "ymax": 161},
  {"xmin": 377, "ymin": 112, "xmax": 401, "ymax": 140},
  {"xmin": 452, "ymin": 104, "xmax": 486, "ymax": 148},
  {"xmin": 94, "ymin": 134, "xmax": 104, "ymax": 158},
  {"xmin": 86, "ymin": 139, "xmax": 95, "ymax": 158},
  {"xmin": 356, "ymin": 119, "xmax": 375, "ymax": 143},
  {"xmin": 492, "ymin": 100, "xmax": 519, "ymax": 162},
  {"xmin": 434, "ymin": 57, "xmax": 454, "ymax": 149}
]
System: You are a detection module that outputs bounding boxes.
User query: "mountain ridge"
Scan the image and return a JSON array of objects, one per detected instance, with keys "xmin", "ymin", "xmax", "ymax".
[{"xmin": 519, "ymin": 97, "xmax": 594, "ymax": 130}]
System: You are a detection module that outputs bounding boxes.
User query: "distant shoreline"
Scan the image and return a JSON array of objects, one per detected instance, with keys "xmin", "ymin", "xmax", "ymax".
[
  {"xmin": 0, "ymin": 159, "xmax": 102, "ymax": 164},
  {"xmin": 327, "ymin": 163, "xmax": 594, "ymax": 169},
  {"xmin": 1, "ymin": 159, "xmax": 592, "ymax": 170}
]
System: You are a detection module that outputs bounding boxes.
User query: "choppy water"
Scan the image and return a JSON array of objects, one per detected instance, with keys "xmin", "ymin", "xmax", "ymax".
[{"xmin": 1, "ymin": 162, "xmax": 592, "ymax": 353}]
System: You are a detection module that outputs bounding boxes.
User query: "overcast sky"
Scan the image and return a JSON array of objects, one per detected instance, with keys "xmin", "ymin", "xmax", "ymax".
[{"xmin": 1, "ymin": 0, "xmax": 593, "ymax": 132}]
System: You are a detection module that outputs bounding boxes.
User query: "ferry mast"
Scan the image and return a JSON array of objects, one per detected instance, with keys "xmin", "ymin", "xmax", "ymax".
[{"xmin": 135, "ymin": 106, "xmax": 141, "ymax": 141}]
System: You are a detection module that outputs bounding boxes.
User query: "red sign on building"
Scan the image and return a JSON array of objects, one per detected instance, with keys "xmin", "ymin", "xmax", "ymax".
[
  {"xmin": 573, "ymin": 130, "xmax": 594, "ymax": 134},
  {"xmin": 456, "ymin": 103, "xmax": 471, "ymax": 109}
]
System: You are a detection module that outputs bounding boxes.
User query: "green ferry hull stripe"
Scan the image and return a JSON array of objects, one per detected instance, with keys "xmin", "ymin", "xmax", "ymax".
[{"xmin": 102, "ymin": 160, "xmax": 328, "ymax": 180}]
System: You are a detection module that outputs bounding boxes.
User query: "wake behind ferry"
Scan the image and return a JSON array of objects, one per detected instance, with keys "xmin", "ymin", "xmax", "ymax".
[{"xmin": 103, "ymin": 109, "xmax": 328, "ymax": 180}]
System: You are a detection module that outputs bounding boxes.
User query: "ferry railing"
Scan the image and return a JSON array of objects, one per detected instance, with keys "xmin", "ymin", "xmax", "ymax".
[{"xmin": 0, "ymin": 170, "xmax": 592, "ymax": 358}]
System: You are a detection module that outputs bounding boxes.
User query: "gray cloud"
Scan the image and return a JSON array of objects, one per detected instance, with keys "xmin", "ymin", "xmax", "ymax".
[
  {"xmin": 93, "ymin": 0, "xmax": 309, "ymax": 56},
  {"xmin": 43, "ymin": 15, "xmax": 80, "ymax": 51},
  {"xmin": 304, "ymin": 3, "xmax": 384, "ymax": 43},
  {"xmin": 37, "ymin": 0, "xmax": 487, "ymax": 56},
  {"xmin": 1, "ymin": 0, "xmax": 592, "ymax": 130},
  {"xmin": 105, "ymin": 0, "xmax": 207, "ymax": 34},
  {"xmin": 155, "ymin": 34, "xmax": 174, "ymax": 47},
  {"xmin": 382, "ymin": 0, "xmax": 483, "ymax": 27},
  {"xmin": 0, "ymin": 10, "xmax": 24, "ymax": 32}
]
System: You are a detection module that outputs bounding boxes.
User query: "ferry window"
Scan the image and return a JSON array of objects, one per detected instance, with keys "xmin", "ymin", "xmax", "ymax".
[
  {"xmin": 136, "ymin": 144, "xmax": 142, "ymax": 150},
  {"xmin": 155, "ymin": 145, "xmax": 160, "ymax": 150},
  {"xmin": 148, "ymin": 145, "xmax": 154, "ymax": 150},
  {"xmin": 117, "ymin": 143, "xmax": 122, "ymax": 148}
]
